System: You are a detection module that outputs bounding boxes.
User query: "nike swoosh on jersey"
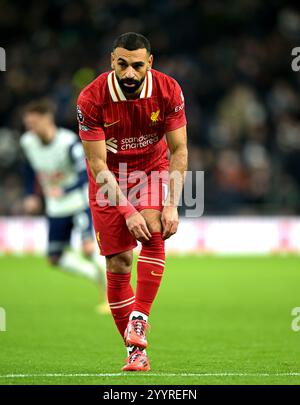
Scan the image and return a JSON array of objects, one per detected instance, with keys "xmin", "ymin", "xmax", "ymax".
[
  {"xmin": 104, "ymin": 120, "xmax": 120, "ymax": 128},
  {"xmin": 151, "ymin": 271, "xmax": 163, "ymax": 277}
]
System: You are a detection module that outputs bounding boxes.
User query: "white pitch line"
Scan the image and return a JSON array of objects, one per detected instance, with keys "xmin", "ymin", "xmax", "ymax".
[{"xmin": 0, "ymin": 372, "xmax": 300, "ymax": 378}]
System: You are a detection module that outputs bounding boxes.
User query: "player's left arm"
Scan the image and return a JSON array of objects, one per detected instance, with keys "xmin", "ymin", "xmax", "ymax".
[{"xmin": 162, "ymin": 125, "xmax": 188, "ymax": 240}]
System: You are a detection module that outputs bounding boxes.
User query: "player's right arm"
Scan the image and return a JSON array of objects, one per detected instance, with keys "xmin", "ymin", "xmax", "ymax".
[{"xmin": 78, "ymin": 96, "xmax": 151, "ymax": 242}]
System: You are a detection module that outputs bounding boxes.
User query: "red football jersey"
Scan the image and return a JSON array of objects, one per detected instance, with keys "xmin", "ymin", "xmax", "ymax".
[{"xmin": 77, "ymin": 68, "xmax": 186, "ymax": 199}]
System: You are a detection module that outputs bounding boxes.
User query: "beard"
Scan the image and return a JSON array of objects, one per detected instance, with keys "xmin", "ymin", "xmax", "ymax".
[{"xmin": 117, "ymin": 75, "xmax": 145, "ymax": 94}]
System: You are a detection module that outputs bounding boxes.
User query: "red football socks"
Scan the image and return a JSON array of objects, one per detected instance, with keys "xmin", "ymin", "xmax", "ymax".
[
  {"xmin": 107, "ymin": 233, "xmax": 165, "ymax": 338},
  {"xmin": 134, "ymin": 232, "xmax": 165, "ymax": 316},
  {"xmin": 106, "ymin": 271, "xmax": 135, "ymax": 337}
]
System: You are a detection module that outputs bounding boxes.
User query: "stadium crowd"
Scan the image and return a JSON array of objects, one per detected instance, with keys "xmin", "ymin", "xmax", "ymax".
[{"xmin": 0, "ymin": 0, "xmax": 300, "ymax": 215}]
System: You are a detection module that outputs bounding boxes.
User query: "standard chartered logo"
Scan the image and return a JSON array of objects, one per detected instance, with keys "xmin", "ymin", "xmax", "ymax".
[
  {"xmin": 121, "ymin": 133, "xmax": 159, "ymax": 150},
  {"xmin": 106, "ymin": 133, "xmax": 160, "ymax": 152},
  {"xmin": 0, "ymin": 47, "xmax": 6, "ymax": 71},
  {"xmin": 0, "ymin": 307, "xmax": 6, "ymax": 331}
]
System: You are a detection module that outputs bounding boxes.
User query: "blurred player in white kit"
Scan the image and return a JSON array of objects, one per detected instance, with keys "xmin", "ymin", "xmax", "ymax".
[{"xmin": 20, "ymin": 99, "xmax": 108, "ymax": 313}]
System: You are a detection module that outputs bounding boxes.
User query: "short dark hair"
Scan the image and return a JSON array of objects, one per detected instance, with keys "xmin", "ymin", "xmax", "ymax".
[
  {"xmin": 112, "ymin": 32, "xmax": 151, "ymax": 53},
  {"xmin": 23, "ymin": 98, "xmax": 56, "ymax": 116}
]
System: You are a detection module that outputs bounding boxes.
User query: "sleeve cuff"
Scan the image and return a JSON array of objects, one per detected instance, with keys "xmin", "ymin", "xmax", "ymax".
[
  {"xmin": 79, "ymin": 130, "xmax": 105, "ymax": 141},
  {"xmin": 165, "ymin": 118, "xmax": 187, "ymax": 133}
]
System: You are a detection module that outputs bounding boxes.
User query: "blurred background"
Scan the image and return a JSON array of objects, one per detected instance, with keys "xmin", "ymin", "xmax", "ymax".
[{"xmin": 1, "ymin": 0, "xmax": 300, "ymax": 253}]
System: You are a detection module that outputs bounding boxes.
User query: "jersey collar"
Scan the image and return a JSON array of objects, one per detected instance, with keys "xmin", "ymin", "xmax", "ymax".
[{"xmin": 108, "ymin": 70, "xmax": 153, "ymax": 102}]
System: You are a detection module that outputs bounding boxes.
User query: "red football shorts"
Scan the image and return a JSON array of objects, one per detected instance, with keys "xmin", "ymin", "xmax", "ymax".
[{"xmin": 90, "ymin": 172, "xmax": 168, "ymax": 256}]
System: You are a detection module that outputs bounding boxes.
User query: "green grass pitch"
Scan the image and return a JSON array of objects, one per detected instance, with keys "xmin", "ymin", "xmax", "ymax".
[{"xmin": 0, "ymin": 254, "xmax": 300, "ymax": 385}]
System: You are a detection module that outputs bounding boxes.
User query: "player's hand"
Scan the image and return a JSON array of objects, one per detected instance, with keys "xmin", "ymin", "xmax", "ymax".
[
  {"xmin": 46, "ymin": 186, "xmax": 64, "ymax": 198},
  {"xmin": 126, "ymin": 212, "xmax": 152, "ymax": 242},
  {"xmin": 161, "ymin": 205, "xmax": 179, "ymax": 240},
  {"xmin": 23, "ymin": 195, "xmax": 42, "ymax": 215}
]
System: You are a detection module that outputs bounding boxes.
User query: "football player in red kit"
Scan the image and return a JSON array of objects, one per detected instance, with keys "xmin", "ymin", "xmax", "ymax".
[{"xmin": 77, "ymin": 32, "xmax": 188, "ymax": 371}]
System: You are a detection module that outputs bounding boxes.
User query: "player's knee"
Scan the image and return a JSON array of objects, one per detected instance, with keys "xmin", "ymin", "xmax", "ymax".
[
  {"xmin": 106, "ymin": 251, "xmax": 132, "ymax": 274},
  {"xmin": 140, "ymin": 209, "xmax": 162, "ymax": 233},
  {"xmin": 147, "ymin": 221, "xmax": 162, "ymax": 233},
  {"xmin": 48, "ymin": 254, "xmax": 61, "ymax": 267}
]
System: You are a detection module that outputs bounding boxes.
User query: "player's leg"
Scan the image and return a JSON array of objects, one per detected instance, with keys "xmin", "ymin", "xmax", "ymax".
[
  {"xmin": 122, "ymin": 209, "xmax": 162, "ymax": 372},
  {"xmin": 81, "ymin": 238, "xmax": 109, "ymax": 313},
  {"xmin": 88, "ymin": 198, "xmax": 149, "ymax": 370},
  {"xmin": 106, "ymin": 250, "xmax": 135, "ymax": 337},
  {"xmin": 73, "ymin": 208, "xmax": 109, "ymax": 312},
  {"xmin": 122, "ymin": 175, "xmax": 166, "ymax": 371},
  {"xmin": 89, "ymin": 198, "xmax": 138, "ymax": 335},
  {"xmin": 135, "ymin": 209, "xmax": 164, "ymax": 319},
  {"xmin": 124, "ymin": 209, "xmax": 165, "ymax": 350},
  {"xmin": 82, "ymin": 237, "xmax": 104, "ymax": 271},
  {"xmin": 74, "ymin": 208, "xmax": 107, "ymax": 284},
  {"xmin": 106, "ymin": 251, "xmax": 151, "ymax": 371},
  {"xmin": 47, "ymin": 215, "xmax": 99, "ymax": 281},
  {"xmin": 124, "ymin": 172, "xmax": 167, "ymax": 348},
  {"xmin": 106, "ymin": 249, "xmax": 151, "ymax": 372}
]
